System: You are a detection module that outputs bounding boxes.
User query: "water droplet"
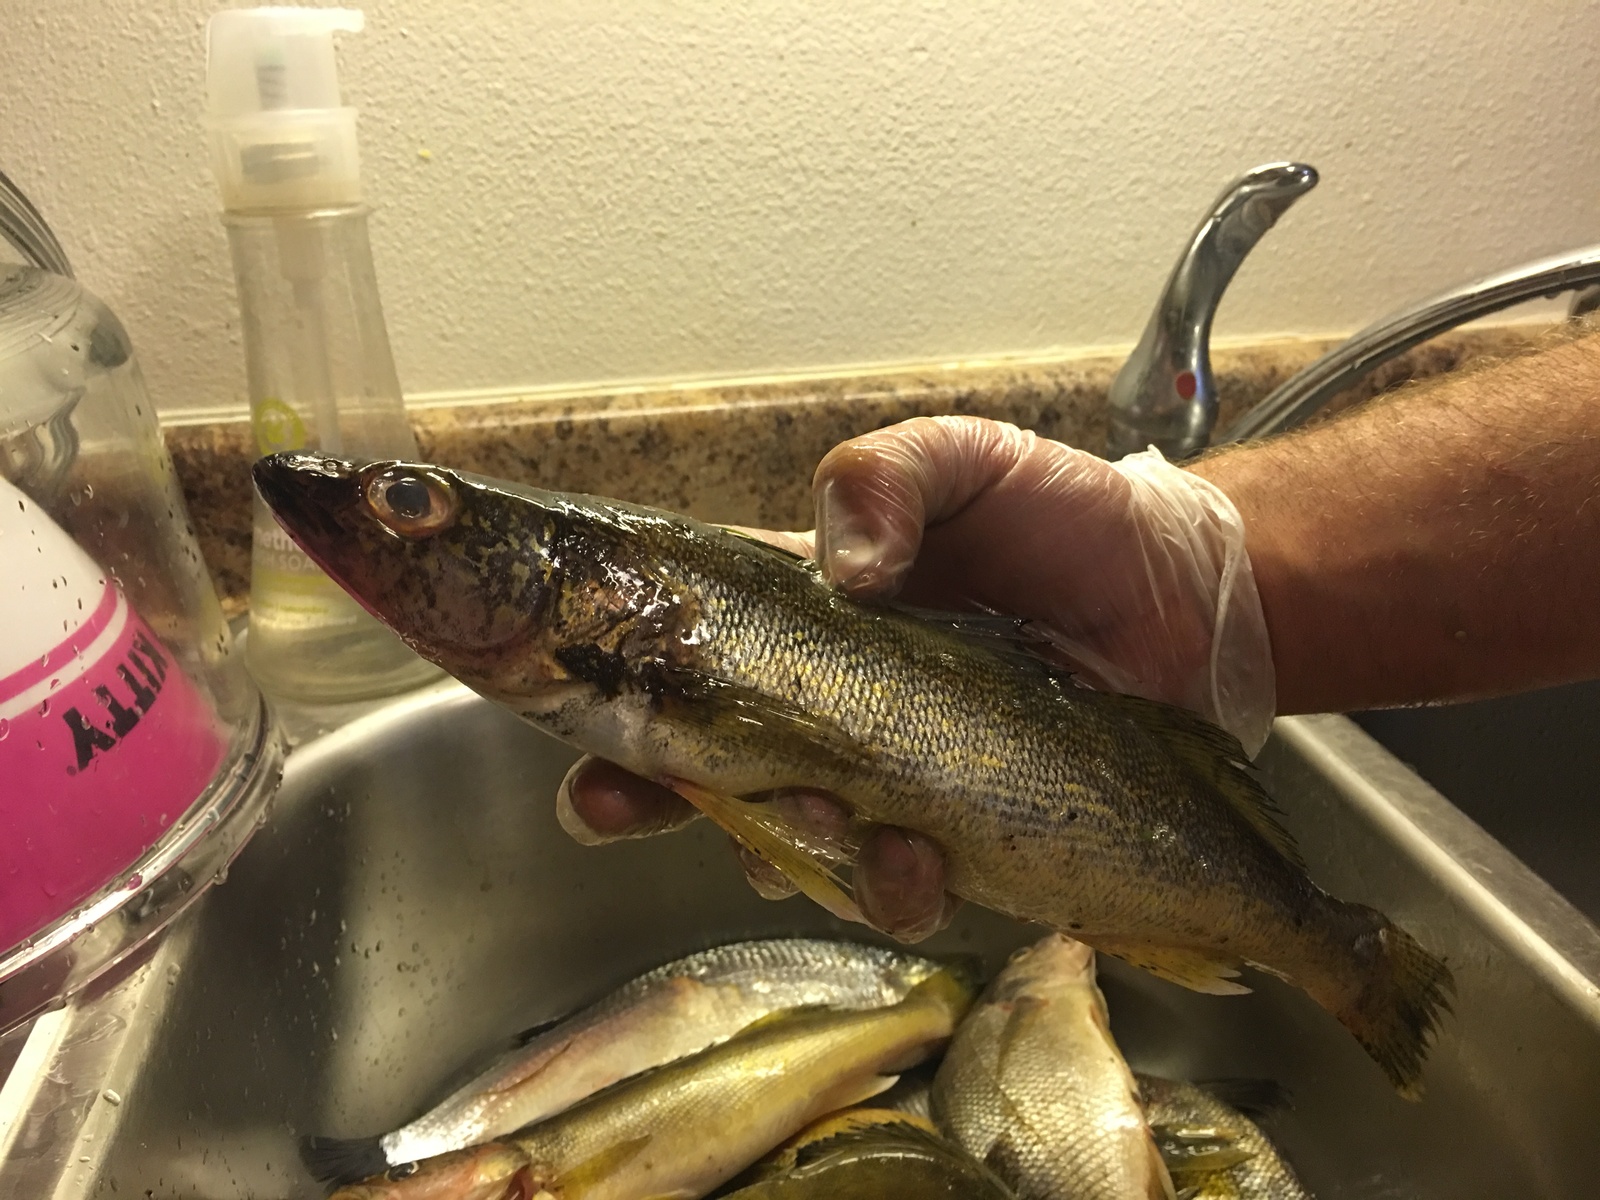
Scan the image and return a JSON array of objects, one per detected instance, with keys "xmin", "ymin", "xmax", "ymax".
[
  {"xmin": 0, "ymin": 719, "xmax": 9, "ymax": 741},
  {"xmin": 102, "ymin": 1089, "xmax": 122, "ymax": 1106},
  {"xmin": 37, "ymin": 700, "xmax": 48, "ymax": 717},
  {"xmin": 127, "ymin": 873, "xmax": 143, "ymax": 889}
]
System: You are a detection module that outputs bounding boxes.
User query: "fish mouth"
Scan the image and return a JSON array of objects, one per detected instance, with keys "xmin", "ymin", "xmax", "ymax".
[{"xmin": 252, "ymin": 451, "xmax": 366, "ymax": 559}]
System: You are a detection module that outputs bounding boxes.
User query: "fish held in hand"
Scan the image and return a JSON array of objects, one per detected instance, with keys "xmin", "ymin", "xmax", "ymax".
[
  {"xmin": 726, "ymin": 1108, "xmax": 1017, "ymax": 1199},
  {"xmin": 252, "ymin": 453, "xmax": 1452, "ymax": 1094},
  {"xmin": 303, "ymin": 938, "xmax": 948, "ymax": 1182},
  {"xmin": 932, "ymin": 935, "xmax": 1173, "ymax": 1200}
]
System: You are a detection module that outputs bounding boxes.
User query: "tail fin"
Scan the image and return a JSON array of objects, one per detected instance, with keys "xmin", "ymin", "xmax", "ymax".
[
  {"xmin": 1334, "ymin": 916, "xmax": 1454, "ymax": 1098},
  {"xmin": 299, "ymin": 1134, "xmax": 389, "ymax": 1184}
]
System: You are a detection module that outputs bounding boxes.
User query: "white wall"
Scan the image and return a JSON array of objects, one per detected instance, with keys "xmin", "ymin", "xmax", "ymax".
[{"xmin": 3, "ymin": 0, "xmax": 1598, "ymax": 416}]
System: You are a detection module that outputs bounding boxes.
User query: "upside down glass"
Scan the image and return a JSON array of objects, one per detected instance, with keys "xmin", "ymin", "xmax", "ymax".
[{"xmin": 0, "ymin": 262, "xmax": 281, "ymax": 1033}]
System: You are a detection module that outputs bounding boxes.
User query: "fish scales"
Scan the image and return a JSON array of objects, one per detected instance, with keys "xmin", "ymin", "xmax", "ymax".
[
  {"xmin": 252, "ymin": 454, "xmax": 1453, "ymax": 1094},
  {"xmin": 933, "ymin": 936, "xmax": 1173, "ymax": 1200},
  {"xmin": 348, "ymin": 939, "xmax": 946, "ymax": 1170},
  {"xmin": 502, "ymin": 971, "xmax": 973, "ymax": 1200}
]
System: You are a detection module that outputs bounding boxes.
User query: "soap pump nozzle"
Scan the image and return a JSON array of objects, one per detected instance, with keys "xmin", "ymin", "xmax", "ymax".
[{"xmin": 205, "ymin": 6, "xmax": 366, "ymax": 211}]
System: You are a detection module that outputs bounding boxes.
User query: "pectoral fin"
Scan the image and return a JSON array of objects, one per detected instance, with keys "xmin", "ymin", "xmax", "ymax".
[{"xmin": 664, "ymin": 777, "xmax": 865, "ymax": 924}]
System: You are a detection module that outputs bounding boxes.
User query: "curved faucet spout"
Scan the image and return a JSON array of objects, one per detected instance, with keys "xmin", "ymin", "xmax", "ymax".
[{"xmin": 1107, "ymin": 162, "xmax": 1318, "ymax": 460}]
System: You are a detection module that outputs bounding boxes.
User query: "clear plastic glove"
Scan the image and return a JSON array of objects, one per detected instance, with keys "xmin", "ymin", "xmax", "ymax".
[{"xmin": 560, "ymin": 415, "xmax": 1275, "ymax": 940}]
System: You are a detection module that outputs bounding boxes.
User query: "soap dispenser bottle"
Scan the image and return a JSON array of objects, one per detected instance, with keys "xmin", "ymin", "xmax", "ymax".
[{"xmin": 205, "ymin": 6, "xmax": 438, "ymax": 701}]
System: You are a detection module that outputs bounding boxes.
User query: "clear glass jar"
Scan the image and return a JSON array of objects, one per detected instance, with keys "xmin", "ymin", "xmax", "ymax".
[{"xmin": 0, "ymin": 263, "xmax": 281, "ymax": 1033}]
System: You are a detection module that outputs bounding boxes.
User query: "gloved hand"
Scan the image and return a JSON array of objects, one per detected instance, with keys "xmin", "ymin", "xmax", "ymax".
[{"xmin": 558, "ymin": 416, "xmax": 1275, "ymax": 941}]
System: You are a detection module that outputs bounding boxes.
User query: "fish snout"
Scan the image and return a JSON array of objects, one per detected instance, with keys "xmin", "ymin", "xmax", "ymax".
[{"xmin": 252, "ymin": 451, "xmax": 366, "ymax": 545}]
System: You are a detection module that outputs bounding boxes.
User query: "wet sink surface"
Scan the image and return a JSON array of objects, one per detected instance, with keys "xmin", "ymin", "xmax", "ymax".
[{"xmin": 5, "ymin": 684, "xmax": 1600, "ymax": 1198}]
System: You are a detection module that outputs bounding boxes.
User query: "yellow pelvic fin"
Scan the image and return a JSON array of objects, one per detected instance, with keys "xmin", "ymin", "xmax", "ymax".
[
  {"xmin": 664, "ymin": 777, "xmax": 863, "ymax": 923},
  {"xmin": 1089, "ymin": 937, "xmax": 1251, "ymax": 997}
]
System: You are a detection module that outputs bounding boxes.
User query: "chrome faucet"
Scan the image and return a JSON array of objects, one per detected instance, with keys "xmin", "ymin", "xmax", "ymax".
[
  {"xmin": 1218, "ymin": 245, "xmax": 1600, "ymax": 445},
  {"xmin": 1110, "ymin": 160, "xmax": 1600, "ymax": 456},
  {"xmin": 1106, "ymin": 162, "xmax": 1318, "ymax": 460}
]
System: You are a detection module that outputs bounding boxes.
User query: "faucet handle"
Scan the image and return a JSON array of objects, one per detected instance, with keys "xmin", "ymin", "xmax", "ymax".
[{"xmin": 1106, "ymin": 162, "xmax": 1318, "ymax": 461}]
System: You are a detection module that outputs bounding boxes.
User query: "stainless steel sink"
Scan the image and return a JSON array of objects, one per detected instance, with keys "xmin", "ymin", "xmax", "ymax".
[
  {"xmin": 3, "ymin": 683, "xmax": 1599, "ymax": 1199},
  {"xmin": 1356, "ymin": 681, "xmax": 1600, "ymax": 928}
]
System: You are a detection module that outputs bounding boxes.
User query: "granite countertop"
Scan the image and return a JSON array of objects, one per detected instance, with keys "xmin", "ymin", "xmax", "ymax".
[{"xmin": 166, "ymin": 327, "xmax": 1542, "ymax": 616}]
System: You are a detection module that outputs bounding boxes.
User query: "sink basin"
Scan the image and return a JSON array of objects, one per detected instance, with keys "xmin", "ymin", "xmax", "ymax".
[
  {"xmin": 3, "ymin": 684, "xmax": 1599, "ymax": 1198},
  {"xmin": 1357, "ymin": 681, "xmax": 1600, "ymax": 927}
]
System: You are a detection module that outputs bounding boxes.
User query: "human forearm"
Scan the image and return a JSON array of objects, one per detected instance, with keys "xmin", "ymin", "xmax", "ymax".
[{"xmin": 1190, "ymin": 332, "xmax": 1600, "ymax": 714}]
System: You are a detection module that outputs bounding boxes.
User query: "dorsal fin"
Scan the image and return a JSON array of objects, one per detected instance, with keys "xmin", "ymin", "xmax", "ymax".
[
  {"xmin": 717, "ymin": 526, "xmax": 825, "ymax": 577},
  {"xmin": 1103, "ymin": 692, "xmax": 1305, "ymax": 870}
]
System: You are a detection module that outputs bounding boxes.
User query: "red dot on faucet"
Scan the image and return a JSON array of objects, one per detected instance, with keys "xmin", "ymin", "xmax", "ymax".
[{"xmin": 1175, "ymin": 371, "xmax": 1197, "ymax": 400}]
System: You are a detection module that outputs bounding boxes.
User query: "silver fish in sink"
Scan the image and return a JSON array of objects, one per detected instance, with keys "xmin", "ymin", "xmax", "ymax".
[
  {"xmin": 330, "ymin": 965, "xmax": 978, "ymax": 1200},
  {"xmin": 303, "ymin": 938, "xmax": 952, "ymax": 1183},
  {"xmin": 254, "ymin": 452, "xmax": 1453, "ymax": 1096},
  {"xmin": 932, "ymin": 935, "xmax": 1175, "ymax": 1200}
]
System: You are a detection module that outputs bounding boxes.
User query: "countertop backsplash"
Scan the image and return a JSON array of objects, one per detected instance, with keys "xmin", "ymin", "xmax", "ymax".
[{"xmin": 168, "ymin": 326, "xmax": 1543, "ymax": 616}]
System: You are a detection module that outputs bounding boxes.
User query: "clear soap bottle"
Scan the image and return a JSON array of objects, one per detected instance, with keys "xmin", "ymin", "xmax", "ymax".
[{"xmin": 205, "ymin": 7, "xmax": 439, "ymax": 701}]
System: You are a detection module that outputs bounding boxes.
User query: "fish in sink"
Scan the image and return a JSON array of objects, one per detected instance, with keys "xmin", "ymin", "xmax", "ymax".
[
  {"xmin": 303, "ymin": 938, "xmax": 955, "ymax": 1183},
  {"xmin": 932, "ymin": 934, "xmax": 1176, "ymax": 1200},
  {"xmin": 252, "ymin": 453, "xmax": 1453, "ymax": 1095},
  {"xmin": 330, "ymin": 964, "xmax": 977, "ymax": 1200}
]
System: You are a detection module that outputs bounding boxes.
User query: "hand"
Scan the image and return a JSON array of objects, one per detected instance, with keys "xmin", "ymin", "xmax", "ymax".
[
  {"xmin": 559, "ymin": 416, "xmax": 1272, "ymax": 941},
  {"xmin": 557, "ymin": 757, "xmax": 959, "ymax": 942}
]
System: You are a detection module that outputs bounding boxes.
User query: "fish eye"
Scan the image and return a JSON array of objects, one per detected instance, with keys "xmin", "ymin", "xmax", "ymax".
[
  {"xmin": 385, "ymin": 1162, "xmax": 420, "ymax": 1180},
  {"xmin": 363, "ymin": 466, "xmax": 459, "ymax": 538}
]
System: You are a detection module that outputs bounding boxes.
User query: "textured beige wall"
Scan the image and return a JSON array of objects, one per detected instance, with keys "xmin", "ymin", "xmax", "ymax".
[{"xmin": 3, "ymin": 1, "xmax": 1598, "ymax": 417}]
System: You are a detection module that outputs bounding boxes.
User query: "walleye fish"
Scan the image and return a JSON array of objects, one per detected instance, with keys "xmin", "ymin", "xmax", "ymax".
[
  {"xmin": 724, "ymin": 1108, "xmax": 1017, "ymax": 1199},
  {"xmin": 304, "ymin": 938, "xmax": 947, "ymax": 1182},
  {"xmin": 1139, "ymin": 1077, "xmax": 1312, "ymax": 1200},
  {"xmin": 932, "ymin": 935, "xmax": 1173, "ymax": 1200},
  {"xmin": 330, "ymin": 967, "xmax": 976, "ymax": 1200},
  {"xmin": 253, "ymin": 453, "xmax": 1452, "ymax": 1093}
]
